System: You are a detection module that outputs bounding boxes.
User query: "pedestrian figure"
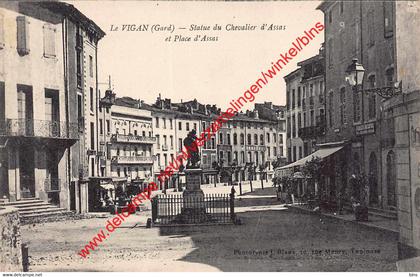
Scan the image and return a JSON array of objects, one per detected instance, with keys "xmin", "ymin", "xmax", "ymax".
[{"xmin": 231, "ymin": 185, "xmax": 236, "ymax": 197}]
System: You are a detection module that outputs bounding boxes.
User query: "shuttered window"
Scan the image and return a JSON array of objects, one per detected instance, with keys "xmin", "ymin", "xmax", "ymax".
[
  {"xmin": 0, "ymin": 13, "xmax": 4, "ymax": 49},
  {"xmin": 17, "ymin": 16, "xmax": 30, "ymax": 56},
  {"xmin": 43, "ymin": 23, "xmax": 56, "ymax": 58},
  {"xmin": 383, "ymin": 1, "xmax": 394, "ymax": 38}
]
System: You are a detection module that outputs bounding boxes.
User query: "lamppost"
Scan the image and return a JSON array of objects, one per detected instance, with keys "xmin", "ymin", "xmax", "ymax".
[{"xmin": 345, "ymin": 58, "xmax": 402, "ymax": 167}]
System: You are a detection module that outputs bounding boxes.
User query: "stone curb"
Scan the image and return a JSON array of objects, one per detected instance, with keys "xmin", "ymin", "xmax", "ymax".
[{"xmin": 287, "ymin": 205, "xmax": 399, "ymax": 236}]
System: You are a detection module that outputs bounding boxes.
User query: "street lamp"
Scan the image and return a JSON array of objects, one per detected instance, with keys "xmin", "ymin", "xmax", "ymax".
[
  {"xmin": 345, "ymin": 58, "xmax": 402, "ymax": 99},
  {"xmin": 345, "ymin": 58, "xmax": 365, "ymax": 87}
]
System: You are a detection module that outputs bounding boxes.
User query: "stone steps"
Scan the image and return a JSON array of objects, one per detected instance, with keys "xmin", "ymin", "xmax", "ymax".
[{"xmin": 0, "ymin": 198, "xmax": 74, "ymax": 224}]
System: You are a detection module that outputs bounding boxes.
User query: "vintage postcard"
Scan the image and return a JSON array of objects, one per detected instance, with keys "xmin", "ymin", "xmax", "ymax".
[{"xmin": 0, "ymin": 0, "xmax": 419, "ymax": 274}]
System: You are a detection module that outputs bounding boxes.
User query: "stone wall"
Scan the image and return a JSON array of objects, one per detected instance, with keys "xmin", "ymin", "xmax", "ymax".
[{"xmin": 0, "ymin": 207, "xmax": 22, "ymax": 272}]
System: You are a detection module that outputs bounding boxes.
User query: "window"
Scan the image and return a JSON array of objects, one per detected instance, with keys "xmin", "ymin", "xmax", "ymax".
[
  {"xmin": 297, "ymin": 87, "xmax": 301, "ymax": 107},
  {"xmin": 292, "ymin": 89, "xmax": 296, "ymax": 109},
  {"xmin": 298, "ymin": 113, "xmax": 302, "ymax": 130},
  {"xmin": 273, "ymin": 133, "xmax": 276, "ymax": 143},
  {"xmin": 279, "ymin": 134, "xmax": 283, "ymax": 144},
  {"xmin": 99, "ymin": 119, "xmax": 103, "ymax": 135},
  {"xmin": 247, "ymin": 134, "xmax": 251, "ymax": 145},
  {"xmin": 386, "ymin": 68, "xmax": 394, "ymax": 87},
  {"xmin": 89, "ymin": 55, "xmax": 93, "ymax": 77},
  {"xmin": 340, "ymin": 87, "xmax": 347, "ymax": 124},
  {"xmin": 163, "ymin": 118, "xmax": 166, "ymax": 129},
  {"xmin": 0, "ymin": 14, "xmax": 4, "ymax": 49},
  {"xmin": 155, "ymin": 117, "xmax": 159, "ymax": 128},
  {"xmin": 90, "ymin": 122, "xmax": 95, "ymax": 150},
  {"xmin": 43, "ymin": 23, "xmax": 56, "ymax": 58},
  {"xmin": 292, "ymin": 115, "xmax": 296, "ymax": 138},
  {"xmin": 219, "ymin": 133, "xmax": 224, "ymax": 144},
  {"xmin": 157, "ymin": 154, "xmax": 161, "ymax": 166},
  {"xmin": 227, "ymin": 134, "xmax": 231, "ymax": 145},
  {"xmin": 367, "ymin": 10, "xmax": 375, "ymax": 46},
  {"xmin": 179, "ymin": 138, "xmax": 183, "ymax": 151},
  {"xmin": 328, "ymin": 39, "xmax": 333, "ymax": 67},
  {"xmin": 339, "ymin": 1, "xmax": 344, "ymax": 14},
  {"xmin": 233, "ymin": 133, "xmax": 238, "ymax": 145},
  {"xmin": 353, "ymin": 91, "xmax": 361, "ymax": 123},
  {"xmin": 254, "ymin": 134, "xmax": 258, "ymax": 145},
  {"xmin": 267, "ymin": 147, "xmax": 271, "ymax": 157},
  {"xmin": 260, "ymin": 134, "xmax": 264, "ymax": 145},
  {"xmin": 186, "ymin": 122, "xmax": 190, "ymax": 131},
  {"xmin": 170, "ymin": 119, "xmax": 173, "ymax": 129},
  {"xmin": 328, "ymin": 9, "xmax": 332, "ymax": 23},
  {"xmin": 240, "ymin": 133, "xmax": 245, "ymax": 145},
  {"xmin": 16, "ymin": 16, "xmax": 30, "ymax": 56},
  {"xmin": 156, "ymin": 134, "xmax": 160, "ymax": 149},
  {"xmin": 328, "ymin": 91, "xmax": 334, "ymax": 127},
  {"xmin": 90, "ymin": 87, "xmax": 94, "ymax": 112},
  {"xmin": 383, "ymin": 1, "xmax": 394, "ymax": 38},
  {"xmin": 106, "ymin": 120, "xmax": 110, "ymax": 134},
  {"xmin": 273, "ymin": 147, "xmax": 277, "ymax": 157},
  {"xmin": 178, "ymin": 121, "xmax": 182, "ymax": 130},
  {"xmin": 170, "ymin": 135, "xmax": 173, "ymax": 149},
  {"xmin": 241, "ymin": 151, "xmax": 245, "ymax": 164},
  {"xmin": 163, "ymin": 135, "xmax": 167, "ymax": 147},
  {"xmin": 368, "ymin": 75, "xmax": 376, "ymax": 119},
  {"xmin": 194, "ymin": 123, "xmax": 197, "ymax": 131}
]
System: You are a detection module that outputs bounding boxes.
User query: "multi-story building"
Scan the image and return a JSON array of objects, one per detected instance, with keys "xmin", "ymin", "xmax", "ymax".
[
  {"xmin": 0, "ymin": 2, "xmax": 104, "ymax": 213},
  {"xmin": 284, "ymin": 68, "xmax": 304, "ymax": 163},
  {"xmin": 317, "ymin": 0, "xmax": 397, "ymax": 211},
  {"xmin": 109, "ymin": 97, "xmax": 155, "ymax": 183},
  {"xmin": 297, "ymin": 50, "xmax": 326, "ymax": 155}
]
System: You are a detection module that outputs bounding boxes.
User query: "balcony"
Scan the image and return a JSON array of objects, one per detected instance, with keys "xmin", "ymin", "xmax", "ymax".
[
  {"xmin": 0, "ymin": 119, "xmax": 79, "ymax": 140},
  {"xmin": 111, "ymin": 155, "xmax": 153, "ymax": 165},
  {"xmin": 111, "ymin": 134, "xmax": 156, "ymax": 144},
  {"xmin": 298, "ymin": 125, "xmax": 325, "ymax": 140}
]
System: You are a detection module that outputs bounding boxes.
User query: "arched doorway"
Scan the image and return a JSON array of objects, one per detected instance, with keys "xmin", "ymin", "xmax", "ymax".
[
  {"xmin": 386, "ymin": 151, "xmax": 397, "ymax": 208},
  {"xmin": 368, "ymin": 152, "xmax": 379, "ymax": 205}
]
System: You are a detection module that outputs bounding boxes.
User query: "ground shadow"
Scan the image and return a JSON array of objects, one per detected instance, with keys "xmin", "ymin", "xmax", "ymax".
[{"xmin": 157, "ymin": 208, "xmax": 398, "ymax": 271}]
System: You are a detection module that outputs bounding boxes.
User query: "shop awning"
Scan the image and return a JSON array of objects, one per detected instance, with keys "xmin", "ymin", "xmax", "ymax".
[{"xmin": 278, "ymin": 146, "xmax": 344, "ymax": 170}]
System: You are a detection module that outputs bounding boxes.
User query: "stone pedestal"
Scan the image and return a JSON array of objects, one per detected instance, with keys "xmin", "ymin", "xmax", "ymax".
[{"xmin": 179, "ymin": 168, "xmax": 210, "ymax": 223}]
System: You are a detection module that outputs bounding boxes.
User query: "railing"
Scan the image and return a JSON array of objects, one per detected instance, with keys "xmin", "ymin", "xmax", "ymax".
[
  {"xmin": 111, "ymin": 155, "xmax": 153, "ymax": 164},
  {"xmin": 0, "ymin": 119, "xmax": 79, "ymax": 139},
  {"xmin": 298, "ymin": 125, "xmax": 325, "ymax": 139},
  {"xmin": 152, "ymin": 194, "xmax": 235, "ymax": 225},
  {"xmin": 111, "ymin": 134, "xmax": 156, "ymax": 144},
  {"xmin": 44, "ymin": 178, "xmax": 61, "ymax": 192}
]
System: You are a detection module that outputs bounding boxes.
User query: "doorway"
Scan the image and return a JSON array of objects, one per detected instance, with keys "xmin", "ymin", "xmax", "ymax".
[{"xmin": 19, "ymin": 145, "xmax": 35, "ymax": 198}]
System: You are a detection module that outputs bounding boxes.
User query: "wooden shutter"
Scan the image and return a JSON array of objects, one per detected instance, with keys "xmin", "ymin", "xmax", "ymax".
[
  {"xmin": 43, "ymin": 23, "xmax": 56, "ymax": 58},
  {"xmin": 0, "ymin": 13, "xmax": 4, "ymax": 49},
  {"xmin": 16, "ymin": 16, "xmax": 30, "ymax": 56}
]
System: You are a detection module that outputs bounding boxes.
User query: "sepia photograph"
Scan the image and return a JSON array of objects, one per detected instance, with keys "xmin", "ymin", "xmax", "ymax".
[{"xmin": 0, "ymin": 0, "xmax": 419, "ymax": 274}]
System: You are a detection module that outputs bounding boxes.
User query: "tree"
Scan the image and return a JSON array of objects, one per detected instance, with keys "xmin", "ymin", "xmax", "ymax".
[{"xmin": 301, "ymin": 157, "xmax": 325, "ymax": 198}]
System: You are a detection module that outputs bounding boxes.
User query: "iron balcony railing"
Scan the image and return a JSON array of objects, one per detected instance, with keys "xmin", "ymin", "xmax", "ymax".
[
  {"xmin": 0, "ymin": 119, "xmax": 79, "ymax": 139},
  {"xmin": 44, "ymin": 178, "xmax": 61, "ymax": 192},
  {"xmin": 298, "ymin": 124, "xmax": 326, "ymax": 140},
  {"xmin": 111, "ymin": 155, "xmax": 153, "ymax": 164},
  {"xmin": 111, "ymin": 134, "xmax": 156, "ymax": 144}
]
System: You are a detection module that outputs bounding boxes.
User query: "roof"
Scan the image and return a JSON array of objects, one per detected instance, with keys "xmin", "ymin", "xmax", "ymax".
[
  {"xmin": 316, "ymin": 1, "xmax": 335, "ymax": 12},
  {"xmin": 36, "ymin": 1, "xmax": 105, "ymax": 39},
  {"xmin": 283, "ymin": 67, "xmax": 302, "ymax": 81}
]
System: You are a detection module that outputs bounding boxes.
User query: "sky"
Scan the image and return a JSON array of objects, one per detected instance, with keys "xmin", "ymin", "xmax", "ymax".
[{"xmin": 69, "ymin": 1, "xmax": 324, "ymax": 110}]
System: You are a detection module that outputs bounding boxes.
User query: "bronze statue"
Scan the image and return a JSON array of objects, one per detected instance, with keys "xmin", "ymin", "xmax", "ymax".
[{"xmin": 183, "ymin": 129, "xmax": 201, "ymax": 169}]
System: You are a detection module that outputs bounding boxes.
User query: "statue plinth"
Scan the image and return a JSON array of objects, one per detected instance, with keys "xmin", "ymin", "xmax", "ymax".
[{"xmin": 178, "ymin": 168, "xmax": 210, "ymax": 223}]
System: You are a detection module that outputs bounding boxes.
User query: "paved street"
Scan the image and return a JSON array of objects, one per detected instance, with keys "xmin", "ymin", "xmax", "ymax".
[{"xmin": 21, "ymin": 184, "xmax": 398, "ymax": 272}]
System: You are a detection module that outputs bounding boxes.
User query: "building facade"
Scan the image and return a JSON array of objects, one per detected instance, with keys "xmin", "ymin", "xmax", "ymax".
[{"xmin": 318, "ymin": 0, "xmax": 397, "ymax": 211}]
